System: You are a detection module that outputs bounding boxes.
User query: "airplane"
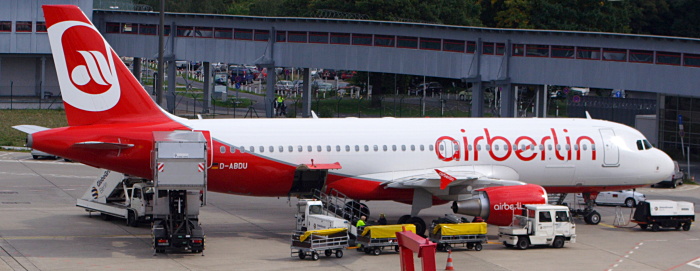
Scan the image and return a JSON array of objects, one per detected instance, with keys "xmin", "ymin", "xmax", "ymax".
[{"xmin": 15, "ymin": 5, "xmax": 674, "ymax": 235}]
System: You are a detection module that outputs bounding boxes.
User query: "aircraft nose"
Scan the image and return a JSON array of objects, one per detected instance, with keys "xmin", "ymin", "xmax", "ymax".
[{"xmin": 655, "ymin": 150, "xmax": 675, "ymax": 181}]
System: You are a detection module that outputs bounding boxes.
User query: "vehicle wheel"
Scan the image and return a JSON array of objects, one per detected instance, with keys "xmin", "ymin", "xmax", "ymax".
[
  {"xmin": 298, "ymin": 252, "xmax": 306, "ymax": 260},
  {"xmin": 639, "ymin": 224, "xmax": 648, "ymax": 230},
  {"xmin": 672, "ymin": 181, "xmax": 677, "ymax": 188},
  {"xmin": 406, "ymin": 217, "xmax": 427, "ymax": 237},
  {"xmin": 516, "ymin": 237, "xmax": 530, "ymax": 250},
  {"xmin": 335, "ymin": 250, "xmax": 343, "ymax": 258},
  {"xmin": 397, "ymin": 215, "xmax": 411, "ymax": 224},
  {"xmin": 444, "ymin": 244, "xmax": 452, "ymax": 252},
  {"xmin": 624, "ymin": 198, "xmax": 636, "ymax": 208},
  {"xmin": 311, "ymin": 252, "xmax": 319, "ymax": 261},
  {"xmin": 437, "ymin": 244, "xmax": 444, "ymax": 251},
  {"xmin": 474, "ymin": 243, "xmax": 483, "ymax": 251},
  {"xmin": 357, "ymin": 246, "xmax": 364, "ymax": 253},
  {"xmin": 372, "ymin": 247, "xmax": 381, "ymax": 256},
  {"xmin": 394, "ymin": 246, "xmax": 399, "ymax": 252},
  {"xmin": 127, "ymin": 211, "xmax": 138, "ymax": 227},
  {"xmin": 584, "ymin": 211, "xmax": 601, "ymax": 225},
  {"xmin": 467, "ymin": 243, "xmax": 474, "ymax": 250},
  {"xmin": 683, "ymin": 222, "xmax": 691, "ymax": 231},
  {"xmin": 552, "ymin": 236, "xmax": 565, "ymax": 248},
  {"xmin": 503, "ymin": 241, "xmax": 514, "ymax": 248},
  {"xmin": 325, "ymin": 249, "xmax": 332, "ymax": 257},
  {"xmin": 651, "ymin": 223, "xmax": 660, "ymax": 232}
]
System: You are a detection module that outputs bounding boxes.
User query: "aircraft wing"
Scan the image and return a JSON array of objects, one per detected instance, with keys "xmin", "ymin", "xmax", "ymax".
[
  {"xmin": 359, "ymin": 165, "xmax": 525, "ymax": 191},
  {"xmin": 12, "ymin": 125, "xmax": 50, "ymax": 134}
]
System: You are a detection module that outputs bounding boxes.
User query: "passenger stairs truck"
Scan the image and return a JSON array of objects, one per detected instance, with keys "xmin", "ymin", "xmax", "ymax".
[{"xmin": 77, "ymin": 131, "xmax": 208, "ymax": 253}]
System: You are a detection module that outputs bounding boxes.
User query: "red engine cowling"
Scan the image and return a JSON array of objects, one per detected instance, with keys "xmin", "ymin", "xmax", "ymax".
[{"xmin": 451, "ymin": 184, "xmax": 547, "ymax": 226}]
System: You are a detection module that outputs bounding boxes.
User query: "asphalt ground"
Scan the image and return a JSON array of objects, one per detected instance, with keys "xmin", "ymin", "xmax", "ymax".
[{"xmin": 0, "ymin": 151, "xmax": 699, "ymax": 271}]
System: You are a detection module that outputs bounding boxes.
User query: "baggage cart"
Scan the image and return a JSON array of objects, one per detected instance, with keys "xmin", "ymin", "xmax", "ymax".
[
  {"xmin": 291, "ymin": 228, "xmax": 348, "ymax": 260},
  {"xmin": 356, "ymin": 224, "xmax": 416, "ymax": 255},
  {"xmin": 429, "ymin": 222, "xmax": 487, "ymax": 252}
]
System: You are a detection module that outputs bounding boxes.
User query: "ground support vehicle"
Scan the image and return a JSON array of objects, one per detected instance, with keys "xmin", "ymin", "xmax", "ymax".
[
  {"xmin": 291, "ymin": 228, "xmax": 348, "ymax": 261},
  {"xmin": 429, "ymin": 222, "xmax": 487, "ymax": 252},
  {"xmin": 356, "ymin": 224, "xmax": 416, "ymax": 255},
  {"xmin": 632, "ymin": 200, "xmax": 695, "ymax": 231},
  {"xmin": 77, "ymin": 131, "xmax": 208, "ymax": 254},
  {"xmin": 498, "ymin": 204, "xmax": 576, "ymax": 250}
]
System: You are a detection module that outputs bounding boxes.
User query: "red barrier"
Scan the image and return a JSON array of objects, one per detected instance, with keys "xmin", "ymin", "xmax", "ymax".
[{"xmin": 395, "ymin": 227, "xmax": 437, "ymax": 271}]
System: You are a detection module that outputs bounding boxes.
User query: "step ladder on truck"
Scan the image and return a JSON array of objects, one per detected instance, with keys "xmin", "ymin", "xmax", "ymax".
[{"xmin": 76, "ymin": 131, "xmax": 208, "ymax": 254}]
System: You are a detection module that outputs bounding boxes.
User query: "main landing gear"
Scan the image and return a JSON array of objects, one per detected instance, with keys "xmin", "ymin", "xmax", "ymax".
[
  {"xmin": 397, "ymin": 215, "xmax": 427, "ymax": 237},
  {"xmin": 555, "ymin": 192, "xmax": 600, "ymax": 225}
]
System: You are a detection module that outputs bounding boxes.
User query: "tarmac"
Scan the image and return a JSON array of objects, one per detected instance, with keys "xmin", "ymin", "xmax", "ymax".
[{"xmin": 0, "ymin": 151, "xmax": 699, "ymax": 271}]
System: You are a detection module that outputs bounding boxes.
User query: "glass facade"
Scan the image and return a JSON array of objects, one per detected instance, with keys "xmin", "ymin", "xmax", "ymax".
[{"xmin": 660, "ymin": 95, "xmax": 700, "ymax": 161}]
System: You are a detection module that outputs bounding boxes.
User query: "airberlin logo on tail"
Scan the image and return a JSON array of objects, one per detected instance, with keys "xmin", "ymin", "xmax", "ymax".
[{"xmin": 48, "ymin": 20, "xmax": 120, "ymax": 112}]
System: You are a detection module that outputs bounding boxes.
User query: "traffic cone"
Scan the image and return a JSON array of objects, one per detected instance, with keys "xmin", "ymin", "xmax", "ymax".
[{"xmin": 444, "ymin": 249, "xmax": 454, "ymax": 270}]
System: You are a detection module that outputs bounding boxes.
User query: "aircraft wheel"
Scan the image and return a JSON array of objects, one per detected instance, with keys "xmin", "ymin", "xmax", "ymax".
[
  {"xmin": 552, "ymin": 236, "xmax": 565, "ymax": 248},
  {"xmin": 584, "ymin": 211, "xmax": 601, "ymax": 225},
  {"xmin": 406, "ymin": 217, "xmax": 427, "ymax": 237},
  {"xmin": 516, "ymin": 237, "xmax": 530, "ymax": 250},
  {"xmin": 397, "ymin": 215, "xmax": 411, "ymax": 224},
  {"xmin": 683, "ymin": 222, "xmax": 691, "ymax": 231}
]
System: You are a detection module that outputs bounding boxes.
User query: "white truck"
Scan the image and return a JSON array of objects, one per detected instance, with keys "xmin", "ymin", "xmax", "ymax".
[
  {"xmin": 498, "ymin": 204, "xmax": 576, "ymax": 250},
  {"xmin": 77, "ymin": 171, "xmax": 155, "ymax": 227},
  {"xmin": 295, "ymin": 199, "xmax": 351, "ymax": 232},
  {"xmin": 632, "ymin": 200, "xmax": 694, "ymax": 231}
]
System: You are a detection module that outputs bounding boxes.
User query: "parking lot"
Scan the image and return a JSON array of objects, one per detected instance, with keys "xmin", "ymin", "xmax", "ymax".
[{"xmin": 0, "ymin": 151, "xmax": 698, "ymax": 271}]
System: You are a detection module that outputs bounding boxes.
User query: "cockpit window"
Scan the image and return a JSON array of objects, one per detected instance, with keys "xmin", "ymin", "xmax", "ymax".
[{"xmin": 636, "ymin": 139, "xmax": 654, "ymax": 150}]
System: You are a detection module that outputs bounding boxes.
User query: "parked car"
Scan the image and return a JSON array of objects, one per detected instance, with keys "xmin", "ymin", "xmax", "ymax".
[
  {"xmin": 576, "ymin": 190, "xmax": 646, "ymax": 208},
  {"xmin": 410, "ymin": 82, "xmax": 443, "ymax": 96},
  {"xmin": 275, "ymin": 80, "xmax": 293, "ymax": 91},
  {"xmin": 31, "ymin": 149, "xmax": 58, "ymax": 160},
  {"xmin": 653, "ymin": 161, "xmax": 684, "ymax": 188},
  {"xmin": 229, "ymin": 66, "xmax": 254, "ymax": 85},
  {"xmin": 312, "ymin": 80, "xmax": 333, "ymax": 92}
]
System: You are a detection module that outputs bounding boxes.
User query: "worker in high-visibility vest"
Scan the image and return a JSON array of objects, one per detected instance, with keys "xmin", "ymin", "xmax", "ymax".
[{"xmin": 356, "ymin": 216, "xmax": 366, "ymax": 227}]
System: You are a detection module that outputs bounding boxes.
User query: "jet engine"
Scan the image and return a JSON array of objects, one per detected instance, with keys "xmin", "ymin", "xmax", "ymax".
[{"xmin": 451, "ymin": 184, "xmax": 547, "ymax": 226}]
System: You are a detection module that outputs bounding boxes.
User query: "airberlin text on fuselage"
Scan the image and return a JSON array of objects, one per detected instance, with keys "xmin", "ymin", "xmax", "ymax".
[{"xmin": 435, "ymin": 128, "xmax": 596, "ymax": 162}]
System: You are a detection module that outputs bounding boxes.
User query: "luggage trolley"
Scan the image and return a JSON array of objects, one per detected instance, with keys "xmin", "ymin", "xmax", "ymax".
[
  {"xmin": 429, "ymin": 222, "xmax": 488, "ymax": 252},
  {"xmin": 356, "ymin": 224, "xmax": 416, "ymax": 256},
  {"xmin": 291, "ymin": 228, "xmax": 349, "ymax": 261}
]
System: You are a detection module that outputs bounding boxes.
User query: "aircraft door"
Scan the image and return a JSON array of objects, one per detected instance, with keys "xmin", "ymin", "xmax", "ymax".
[
  {"xmin": 599, "ymin": 129, "xmax": 619, "ymax": 167},
  {"xmin": 290, "ymin": 168, "xmax": 328, "ymax": 196}
]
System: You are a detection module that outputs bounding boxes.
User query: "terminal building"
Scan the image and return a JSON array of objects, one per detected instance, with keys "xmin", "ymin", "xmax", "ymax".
[{"xmin": 2, "ymin": 0, "xmax": 700, "ymax": 161}]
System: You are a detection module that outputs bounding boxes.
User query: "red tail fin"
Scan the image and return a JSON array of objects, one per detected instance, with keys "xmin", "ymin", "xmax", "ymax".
[{"xmin": 43, "ymin": 5, "xmax": 172, "ymax": 126}]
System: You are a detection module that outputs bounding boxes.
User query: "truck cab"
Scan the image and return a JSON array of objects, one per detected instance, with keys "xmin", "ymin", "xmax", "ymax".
[
  {"xmin": 498, "ymin": 204, "xmax": 576, "ymax": 250},
  {"xmin": 295, "ymin": 199, "xmax": 350, "ymax": 232}
]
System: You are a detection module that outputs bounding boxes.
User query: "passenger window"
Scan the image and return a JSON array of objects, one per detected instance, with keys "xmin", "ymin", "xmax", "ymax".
[
  {"xmin": 383, "ymin": 145, "xmax": 388, "ymax": 151},
  {"xmin": 230, "ymin": 146, "xmax": 235, "ymax": 153},
  {"xmin": 392, "ymin": 145, "xmax": 397, "ymax": 151},
  {"xmin": 346, "ymin": 145, "xmax": 351, "ymax": 152},
  {"xmin": 494, "ymin": 145, "xmax": 499, "ymax": 151},
  {"xmin": 485, "ymin": 145, "xmax": 491, "ymax": 151},
  {"xmin": 548, "ymin": 145, "xmax": 552, "ymax": 151},
  {"xmin": 591, "ymin": 144, "xmax": 596, "ymax": 150},
  {"xmin": 220, "ymin": 146, "xmax": 226, "ymax": 153},
  {"xmin": 429, "ymin": 145, "xmax": 434, "ymax": 151},
  {"xmin": 539, "ymin": 211, "xmax": 552, "ymax": 222},
  {"xmin": 355, "ymin": 145, "xmax": 360, "ymax": 152},
  {"xmin": 336, "ymin": 145, "xmax": 341, "ymax": 152},
  {"xmin": 317, "ymin": 145, "xmax": 322, "ymax": 152},
  {"xmin": 364, "ymin": 145, "xmax": 369, "ymax": 152},
  {"xmin": 503, "ymin": 144, "xmax": 509, "ymax": 151},
  {"xmin": 477, "ymin": 145, "xmax": 482, "ymax": 151},
  {"xmin": 420, "ymin": 145, "xmax": 425, "ymax": 151},
  {"xmin": 279, "ymin": 146, "xmax": 284, "ymax": 152},
  {"xmin": 308, "ymin": 145, "xmax": 312, "ymax": 152},
  {"xmin": 439, "ymin": 144, "xmax": 445, "ymax": 151},
  {"xmin": 374, "ymin": 145, "xmax": 379, "ymax": 151},
  {"xmin": 401, "ymin": 145, "xmax": 406, "ymax": 151},
  {"xmin": 259, "ymin": 146, "xmax": 264, "ymax": 153},
  {"xmin": 468, "ymin": 145, "xmax": 472, "ymax": 151},
  {"xmin": 327, "ymin": 145, "xmax": 331, "ymax": 152},
  {"xmin": 269, "ymin": 146, "xmax": 274, "ymax": 153},
  {"xmin": 582, "ymin": 144, "xmax": 587, "ymax": 151},
  {"xmin": 574, "ymin": 145, "xmax": 579, "ymax": 151},
  {"xmin": 410, "ymin": 145, "xmax": 415, "ymax": 151},
  {"xmin": 555, "ymin": 211, "xmax": 569, "ymax": 222},
  {"xmin": 565, "ymin": 145, "xmax": 570, "ymax": 151},
  {"xmin": 249, "ymin": 146, "xmax": 254, "ymax": 152},
  {"xmin": 298, "ymin": 145, "xmax": 303, "ymax": 152},
  {"xmin": 556, "ymin": 145, "xmax": 561, "ymax": 151}
]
